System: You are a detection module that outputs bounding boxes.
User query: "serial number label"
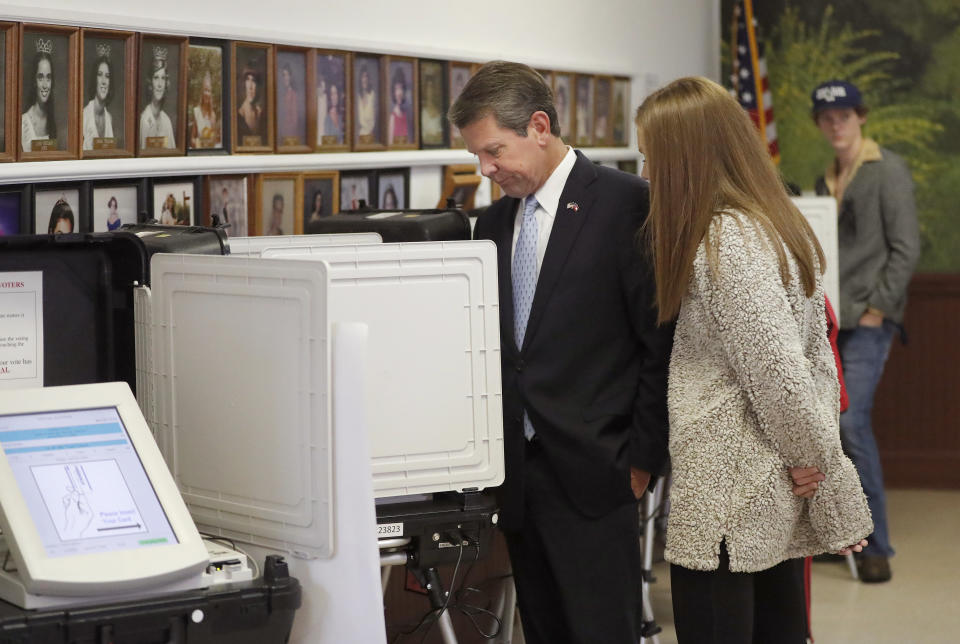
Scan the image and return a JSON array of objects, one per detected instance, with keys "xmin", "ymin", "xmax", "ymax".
[{"xmin": 377, "ymin": 522, "xmax": 403, "ymax": 537}]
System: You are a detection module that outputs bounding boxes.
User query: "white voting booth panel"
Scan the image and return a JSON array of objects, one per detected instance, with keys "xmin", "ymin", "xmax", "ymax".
[
  {"xmin": 261, "ymin": 240, "xmax": 505, "ymax": 498},
  {"xmin": 227, "ymin": 233, "xmax": 382, "ymax": 257},
  {"xmin": 793, "ymin": 196, "xmax": 840, "ymax": 315},
  {"xmin": 141, "ymin": 256, "xmax": 335, "ymax": 560}
]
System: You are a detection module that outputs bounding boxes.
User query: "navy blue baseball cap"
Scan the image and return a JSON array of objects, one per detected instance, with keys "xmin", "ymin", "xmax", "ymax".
[{"xmin": 811, "ymin": 80, "xmax": 866, "ymax": 114}]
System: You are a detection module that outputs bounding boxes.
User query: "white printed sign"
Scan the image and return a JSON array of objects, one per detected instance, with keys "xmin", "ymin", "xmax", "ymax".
[{"xmin": 0, "ymin": 272, "xmax": 44, "ymax": 389}]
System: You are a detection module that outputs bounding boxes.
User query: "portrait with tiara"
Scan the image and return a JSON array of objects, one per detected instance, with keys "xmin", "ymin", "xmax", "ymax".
[
  {"xmin": 20, "ymin": 28, "xmax": 73, "ymax": 156},
  {"xmin": 82, "ymin": 33, "xmax": 130, "ymax": 155},
  {"xmin": 138, "ymin": 36, "xmax": 183, "ymax": 155}
]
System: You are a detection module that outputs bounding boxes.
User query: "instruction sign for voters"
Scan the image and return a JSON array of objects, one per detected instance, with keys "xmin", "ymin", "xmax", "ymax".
[{"xmin": 0, "ymin": 272, "xmax": 44, "ymax": 389}]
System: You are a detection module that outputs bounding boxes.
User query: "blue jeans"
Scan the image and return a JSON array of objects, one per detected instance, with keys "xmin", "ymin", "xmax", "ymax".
[{"xmin": 836, "ymin": 321, "xmax": 895, "ymax": 557}]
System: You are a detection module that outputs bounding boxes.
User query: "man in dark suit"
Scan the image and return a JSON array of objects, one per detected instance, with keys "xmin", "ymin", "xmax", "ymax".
[{"xmin": 450, "ymin": 61, "xmax": 672, "ymax": 644}]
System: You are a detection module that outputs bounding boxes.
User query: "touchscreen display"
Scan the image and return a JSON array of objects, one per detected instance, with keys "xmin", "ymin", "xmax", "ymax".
[{"xmin": 0, "ymin": 407, "xmax": 178, "ymax": 558}]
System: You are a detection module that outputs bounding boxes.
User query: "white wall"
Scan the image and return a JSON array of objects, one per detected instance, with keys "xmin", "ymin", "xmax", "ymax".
[{"xmin": 0, "ymin": 0, "xmax": 718, "ymax": 206}]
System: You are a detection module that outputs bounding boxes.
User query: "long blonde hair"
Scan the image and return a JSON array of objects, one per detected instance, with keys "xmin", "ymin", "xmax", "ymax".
[{"xmin": 636, "ymin": 76, "xmax": 825, "ymax": 324}]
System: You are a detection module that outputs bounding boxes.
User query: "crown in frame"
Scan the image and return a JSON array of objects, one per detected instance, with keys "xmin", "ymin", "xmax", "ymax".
[
  {"xmin": 96, "ymin": 43, "xmax": 111, "ymax": 58},
  {"xmin": 36, "ymin": 38, "xmax": 53, "ymax": 55},
  {"xmin": 153, "ymin": 46, "xmax": 168, "ymax": 62}
]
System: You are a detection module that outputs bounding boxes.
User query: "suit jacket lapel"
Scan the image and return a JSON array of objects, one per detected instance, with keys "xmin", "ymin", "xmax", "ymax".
[
  {"xmin": 497, "ymin": 197, "xmax": 521, "ymax": 356},
  {"xmin": 521, "ymin": 153, "xmax": 597, "ymax": 351}
]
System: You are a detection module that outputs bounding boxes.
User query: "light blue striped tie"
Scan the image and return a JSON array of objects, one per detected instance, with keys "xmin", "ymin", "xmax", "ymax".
[{"xmin": 513, "ymin": 195, "xmax": 538, "ymax": 440}]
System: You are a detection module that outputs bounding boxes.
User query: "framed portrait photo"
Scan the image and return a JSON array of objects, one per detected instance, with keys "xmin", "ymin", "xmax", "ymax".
[
  {"xmin": 79, "ymin": 29, "xmax": 135, "ymax": 159},
  {"xmin": 419, "ymin": 59, "xmax": 447, "ymax": 149},
  {"xmin": 0, "ymin": 23, "xmax": 18, "ymax": 162},
  {"xmin": 448, "ymin": 62, "xmax": 474, "ymax": 148},
  {"xmin": 275, "ymin": 46, "xmax": 312, "ymax": 153},
  {"xmin": 594, "ymin": 76, "xmax": 613, "ymax": 147},
  {"xmin": 575, "ymin": 74, "xmax": 595, "ymax": 147},
  {"xmin": 352, "ymin": 53, "xmax": 385, "ymax": 151},
  {"xmin": 89, "ymin": 179, "xmax": 145, "ymax": 232},
  {"xmin": 376, "ymin": 168, "xmax": 408, "ymax": 210},
  {"xmin": 314, "ymin": 50, "xmax": 350, "ymax": 153},
  {"xmin": 385, "ymin": 56, "xmax": 418, "ymax": 150},
  {"xmin": 232, "ymin": 42, "xmax": 274, "ymax": 153},
  {"xmin": 187, "ymin": 38, "xmax": 229, "ymax": 154},
  {"xmin": 150, "ymin": 177, "xmax": 199, "ymax": 226},
  {"xmin": 554, "ymin": 72, "xmax": 574, "ymax": 144},
  {"xmin": 613, "ymin": 77, "xmax": 631, "ymax": 147},
  {"xmin": 256, "ymin": 173, "xmax": 300, "ymax": 236},
  {"xmin": 0, "ymin": 187, "xmax": 28, "ymax": 236},
  {"xmin": 203, "ymin": 174, "xmax": 250, "ymax": 236},
  {"xmin": 18, "ymin": 24, "xmax": 79, "ymax": 161},
  {"xmin": 137, "ymin": 35, "xmax": 187, "ymax": 157},
  {"xmin": 340, "ymin": 170, "xmax": 376, "ymax": 211},
  {"xmin": 300, "ymin": 171, "xmax": 339, "ymax": 234},
  {"xmin": 33, "ymin": 183, "xmax": 88, "ymax": 234}
]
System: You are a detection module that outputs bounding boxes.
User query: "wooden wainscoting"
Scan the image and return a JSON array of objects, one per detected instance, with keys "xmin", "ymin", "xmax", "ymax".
[{"xmin": 873, "ymin": 274, "xmax": 960, "ymax": 488}]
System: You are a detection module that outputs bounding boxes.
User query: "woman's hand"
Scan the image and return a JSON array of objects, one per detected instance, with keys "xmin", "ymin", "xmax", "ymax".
[
  {"xmin": 836, "ymin": 539, "xmax": 868, "ymax": 556},
  {"xmin": 789, "ymin": 466, "xmax": 825, "ymax": 498}
]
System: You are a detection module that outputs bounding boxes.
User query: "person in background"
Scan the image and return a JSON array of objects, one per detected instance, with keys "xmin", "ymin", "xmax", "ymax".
[
  {"xmin": 637, "ymin": 76, "xmax": 873, "ymax": 643},
  {"xmin": 266, "ymin": 193, "xmax": 284, "ymax": 235},
  {"xmin": 22, "ymin": 41, "xmax": 57, "ymax": 150},
  {"xmin": 451, "ymin": 60, "xmax": 672, "ymax": 644},
  {"xmin": 140, "ymin": 47, "xmax": 175, "ymax": 149},
  {"xmin": 47, "ymin": 198, "xmax": 74, "ymax": 234},
  {"xmin": 82, "ymin": 50, "xmax": 115, "ymax": 149},
  {"xmin": 811, "ymin": 79, "xmax": 921, "ymax": 583}
]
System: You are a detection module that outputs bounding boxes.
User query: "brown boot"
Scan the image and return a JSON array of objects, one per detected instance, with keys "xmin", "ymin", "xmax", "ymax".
[{"xmin": 857, "ymin": 555, "xmax": 892, "ymax": 583}]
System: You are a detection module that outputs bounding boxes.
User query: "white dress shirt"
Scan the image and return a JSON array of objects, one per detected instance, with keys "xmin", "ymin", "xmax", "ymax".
[{"xmin": 511, "ymin": 146, "xmax": 577, "ymax": 277}]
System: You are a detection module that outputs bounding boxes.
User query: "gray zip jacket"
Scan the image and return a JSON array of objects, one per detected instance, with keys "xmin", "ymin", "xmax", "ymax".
[
  {"xmin": 666, "ymin": 213, "xmax": 873, "ymax": 573},
  {"xmin": 815, "ymin": 140, "xmax": 920, "ymax": 328}
]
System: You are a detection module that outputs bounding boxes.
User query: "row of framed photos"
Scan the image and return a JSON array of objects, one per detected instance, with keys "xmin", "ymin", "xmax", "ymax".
[
  {"xmin": 0, "ymin": 168, "xmax": 412, "ymax": 238},
  {"xmin": 0, "ymin": 21, "xmax": 633, "ymax": 162}
]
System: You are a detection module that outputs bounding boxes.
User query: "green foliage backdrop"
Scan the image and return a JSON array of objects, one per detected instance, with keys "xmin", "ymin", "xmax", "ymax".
[{"xmin": 721, "ymin": 1, "xmax": 960, "ymax": 271}]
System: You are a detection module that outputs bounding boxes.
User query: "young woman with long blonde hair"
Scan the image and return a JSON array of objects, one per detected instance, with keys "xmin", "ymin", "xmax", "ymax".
[{"xmin": 636, "ymin": 76, "xmax": 872, "ymax": 643}]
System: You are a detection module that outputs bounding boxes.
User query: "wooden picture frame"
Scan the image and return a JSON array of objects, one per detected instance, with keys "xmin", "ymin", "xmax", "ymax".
[
  {"xmin": 438, "ymin": 164, "xmax": 482, "ymax": 210},
  {"xmin": 18, "ymin": 23, "xmax": 79, "ymax": 161},
  {"xmin": 0, "ymin": 185, "xmax": 29, "ymax": 235},
  {"xmin": 255, "ymin": 173, "xmax": 301, "ymax": 235},
  {"xmin": 79, "ymin": 28, "xmax": 135, "ymax": 159},
  {"xmin": 594, "ymin": 75, "xmax": 614, "ymax": 147},
  {"xmin": 88, "ymin": 178, "xmax": 147, "ymax": 231},
  {"xmin": 187, "ymin": 38, "xmax": 230, "ymax": 155},
  {"xmin": 232, "ymin": 41, "xmax": 274, "ymax": 153},
  {"xmin": 574, "ymin": 74, "xmax": 595, "ymax": 147},
  {"xmin": 314, "ymin": 49, "xmax": 351, "ymax": 153},
  {"xmin": 0, "ymin": 23, "xmax": 19, "ymax": 162},
  {"xmin": 352, "ymin": 53, "xmax": 385, "ymax": 151},
  {"xmin": 339, "ymin": 170, "xmax": 376, "ymax": 210},
  {"xmin": 384, "ymin": 56, "xmax": 418, "ymax": 151},
  {"xmin": 300, "ymin": 170, "xmax": 340, "ymax": 233},
  {"xmin": 554, "ymin": 71, "xmax": 575, "ymax": 144},
  {"xmin": 32, "ymin": 182, "xmax": 88, "ymax": 234},
  {"xmin": 137, "ymin": 34, "xmax": 187, "ymax": 157},
  {"xmin": 202, "ymin": 174, "xmax": 251, "ymax": 236},
  {"xmin": 448, "ymin": 61, "xmax": 474, "ymax": 149},
  {"xmin": 148, "ymin": 176, "xmax": 201, "ymax": 226},
  {"xmin": 275, "ymin": 46, "xmax": 313, "ymax": 153},
  {"xmin": 613, "ymin": 77, "xmax": 631, "ymax": 147},
  {"xmin": 419, "ymin": 59, "xmax": 448, "ymax": 149},
  {"xmin": 375, "ymin": 167, "xmax": 409, "ymax": 209}
]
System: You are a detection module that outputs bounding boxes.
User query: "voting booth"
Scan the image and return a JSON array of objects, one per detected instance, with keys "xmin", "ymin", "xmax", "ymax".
[{"xmin": 1, "ymin": 222, "xmax": 505, "ymax": 643}]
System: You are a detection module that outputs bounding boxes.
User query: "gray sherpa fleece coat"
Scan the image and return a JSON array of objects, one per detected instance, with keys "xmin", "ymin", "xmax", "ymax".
[{"xmin": 665, "ymin": 212, "xmax": 873, "ymax": 573}]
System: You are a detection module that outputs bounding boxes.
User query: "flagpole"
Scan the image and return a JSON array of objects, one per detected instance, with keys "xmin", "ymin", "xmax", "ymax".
[{"xmin": 743, "ymin": 0, "xmax": 767, "ymax": 141}]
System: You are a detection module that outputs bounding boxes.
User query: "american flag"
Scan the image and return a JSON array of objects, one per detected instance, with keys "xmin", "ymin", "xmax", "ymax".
[{"xmin": 732, "ymin": 0, "xmax": 780, "ymax": 163}]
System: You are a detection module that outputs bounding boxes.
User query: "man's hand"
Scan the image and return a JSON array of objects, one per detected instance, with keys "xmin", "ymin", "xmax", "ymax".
[
  {"xmin": 859, "ymin": 311, "xmax": 883, "ymax": 327},
  {"xmin": 630, "ymin": 467, "xmax": 651, "ymax": 500},
  {"xmin": 789, "ymin": 466, "xmax": 825, "ymax": 499}
]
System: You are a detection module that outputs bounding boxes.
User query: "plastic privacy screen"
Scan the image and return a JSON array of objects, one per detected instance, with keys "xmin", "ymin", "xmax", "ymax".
[
  {"xmin": 148, "ymin": 254, "xmax": 333, "ymax": 559},
  {"xmin": 262, "ymin": 240, "xmax": 504, "ymax": 497}
]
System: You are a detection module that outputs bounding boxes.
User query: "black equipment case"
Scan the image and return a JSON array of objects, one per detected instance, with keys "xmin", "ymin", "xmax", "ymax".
[
  {"xmin": 0, "ymin": 225, "xmax": 227, "ymax": 393},
  {"xmin": 305, "ymin": 208, "xmax": 471, "ymax": 242},
  {"xmin": 0, "ymin": 556, "xmax": 300, "ymax": 644}
]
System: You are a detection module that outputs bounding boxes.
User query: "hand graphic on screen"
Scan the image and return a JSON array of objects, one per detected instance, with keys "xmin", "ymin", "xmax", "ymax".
[{"xmin": 62, "ymin": 487, "xmax": 94, "ymax": 538}]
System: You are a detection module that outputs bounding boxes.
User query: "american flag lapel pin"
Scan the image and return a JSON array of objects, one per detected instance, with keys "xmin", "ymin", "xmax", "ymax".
[{"xmin": 566, "ymin": 202, "xmax": 579, "ymax": 212}]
